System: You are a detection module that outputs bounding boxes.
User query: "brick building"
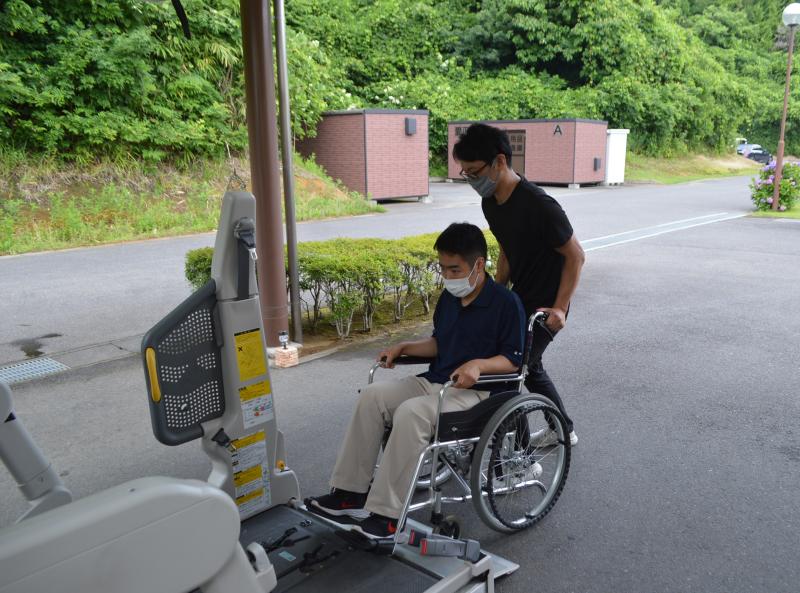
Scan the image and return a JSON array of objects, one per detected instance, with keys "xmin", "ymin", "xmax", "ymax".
[
  {"xmin": 297, "ymin": 109, "xmax": 429, "ymax": 200},
  {"xmin": 447, "ymin": 119, "xmax": 608, "ymax": 188}
]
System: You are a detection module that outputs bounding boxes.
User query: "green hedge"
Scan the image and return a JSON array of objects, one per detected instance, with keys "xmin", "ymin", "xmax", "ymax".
[{"xmin": 185, "ymin": 232, "xmax": 499, "ymax": 338}]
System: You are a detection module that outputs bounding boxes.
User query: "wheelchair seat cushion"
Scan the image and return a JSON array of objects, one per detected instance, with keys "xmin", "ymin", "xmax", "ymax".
[{"xmin": 438, "ymin": 390, "xmax": 521, "ymax": 440}]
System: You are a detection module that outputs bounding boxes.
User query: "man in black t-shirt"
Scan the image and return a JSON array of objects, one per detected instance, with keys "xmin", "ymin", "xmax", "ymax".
[{"xmin": 453, "ymin": 123, "xmax": 586, "ymax": 445}]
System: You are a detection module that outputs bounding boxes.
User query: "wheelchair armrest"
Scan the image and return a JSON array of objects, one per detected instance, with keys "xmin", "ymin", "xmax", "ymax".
[
  {"xmin": 473, "ymin": 372, "xmax": 523, "ymax": 385},
  {"xmin": 390, "ymin": 357, "xmax": 522, "ymax": 381},
  {"xmin": 370, "ymin": 358, "xmax": 523, "ymax": 388},
  {"xmin": 369, "ymin": 355, "xmax": 434, "ymax": 384},
  {"xmin": 391, "ymin": 355, "xmax": 435, "ymax": 366}
]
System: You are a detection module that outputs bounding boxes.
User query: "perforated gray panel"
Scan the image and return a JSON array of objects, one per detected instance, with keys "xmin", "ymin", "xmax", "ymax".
[
  {"xmin": 159, "ymin": 363, "xmax": 189, "ymax": 383},
  {"xmin": 142, "ymin": 280, "xmax": 224, "ymax": 446},
  {"xmin": 197, "ymin": 352, "xmax": 217, "ymax": 370},
  {"xmin": 158, "ymin": 308, "xmax": 215, "ymax": 356},
  {"xmin": 163, "ymin": 380, "xmax": 224, "ymax": 429}
]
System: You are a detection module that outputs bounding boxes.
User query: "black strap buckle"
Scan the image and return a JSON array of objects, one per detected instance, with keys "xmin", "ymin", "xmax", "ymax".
[{"xmin": 233, "ymin": 218, "xmax": 257, "ymax": 301}]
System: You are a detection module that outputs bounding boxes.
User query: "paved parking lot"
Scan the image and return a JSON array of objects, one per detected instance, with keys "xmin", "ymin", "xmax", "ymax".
[
  {"xmin": 281, "ymin": 215, "xmax": 800, "ymax": 593},
  {"xmin": 1, "ymin": 179, "xmax": 798, "ymax": 592}
]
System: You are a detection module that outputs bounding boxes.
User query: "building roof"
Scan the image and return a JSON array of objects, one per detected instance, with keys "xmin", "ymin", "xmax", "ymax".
[
  {"xmin": 449, "ymin": 118, "xmax": 607, "ymax": 125},
  {"xmin": 323, "ymin": 108, "xmax": 429, "ymax": 116}
]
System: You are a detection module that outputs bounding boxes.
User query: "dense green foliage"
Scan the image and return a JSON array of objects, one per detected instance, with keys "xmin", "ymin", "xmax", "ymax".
[
  {"xmin": 286, "ymin": 0, "xmax": 797, "ymax": 156},
  {"xmin": 2, "ymin": 0, "xmax": 799, "ymax": 160},
  {"xmin": 0, "ymin": 0, "xmax": 350, "ymax": 162},
  {"xmin": 185, "ymin": 232, "xmax": 500, "ymax": 338}
]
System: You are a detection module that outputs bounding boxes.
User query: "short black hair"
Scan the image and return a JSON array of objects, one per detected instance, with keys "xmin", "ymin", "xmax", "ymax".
[
  {"xmin": 433, "ymin": 222, "xmax": 487, "ymax": 264},
  {"xmin": 452, "ymin": 123, "xmax": 512, "ymax": 167}
]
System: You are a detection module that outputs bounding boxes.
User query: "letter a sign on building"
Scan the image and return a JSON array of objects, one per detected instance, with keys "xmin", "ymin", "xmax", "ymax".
[{"xmin": 553, "ymin": 125, "xmax": 563, "ymax": 136}]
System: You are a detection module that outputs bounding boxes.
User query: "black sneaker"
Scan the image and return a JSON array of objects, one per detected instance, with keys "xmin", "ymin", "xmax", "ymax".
[
  {"xmin": 306, "ymin": 488, "xmax": 369, "ymax": 519},
  {"xmin": 352, "ymin": 513, "xmax": 398, "ymax": 539}
]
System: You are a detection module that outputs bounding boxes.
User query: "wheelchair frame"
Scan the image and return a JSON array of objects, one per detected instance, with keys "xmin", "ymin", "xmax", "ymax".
[{"xmin": 368, "ymin": 311, "xmax": 570, "ymax": 536}]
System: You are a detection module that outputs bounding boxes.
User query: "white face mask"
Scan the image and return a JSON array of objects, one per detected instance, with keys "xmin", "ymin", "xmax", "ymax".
[{"xmin": 443, "ymin": 261, "xmax": 478, "ymax": 298}]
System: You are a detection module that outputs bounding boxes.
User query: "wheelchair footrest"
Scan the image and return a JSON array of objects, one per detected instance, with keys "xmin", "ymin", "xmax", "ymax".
[{"xmin": 333, "ymin": 528, "xmax": 394, "ymax": 555}]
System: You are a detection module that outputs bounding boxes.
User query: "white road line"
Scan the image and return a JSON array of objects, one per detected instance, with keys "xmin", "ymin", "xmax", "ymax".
[
  {"xmin": 585, "ymin": 213, "xmax": 733, "ymax": 242},
  {"xmin": 584, "ymin": 213, "xmax": 747, "ymax": 252}
]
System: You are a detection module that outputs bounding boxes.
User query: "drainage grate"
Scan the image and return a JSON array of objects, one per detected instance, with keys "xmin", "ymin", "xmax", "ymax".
[{"xmin": 0, "ymin": 357, "xmax": 70, "ymax": 385}]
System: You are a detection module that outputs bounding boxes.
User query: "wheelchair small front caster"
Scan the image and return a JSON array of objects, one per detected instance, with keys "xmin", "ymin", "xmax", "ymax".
[{"xmin": 433, "ymin": 515, "xmax": 461, "ymax": 539}]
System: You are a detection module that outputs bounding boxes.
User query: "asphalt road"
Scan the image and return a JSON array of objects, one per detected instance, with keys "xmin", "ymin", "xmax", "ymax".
[
  {"xmin": 2, "ymin": 177, "xmax": 799, "ymax": 592},
  {"xmin": 0, "ymin": 177, "xmax": 755, "ymax": 367}
]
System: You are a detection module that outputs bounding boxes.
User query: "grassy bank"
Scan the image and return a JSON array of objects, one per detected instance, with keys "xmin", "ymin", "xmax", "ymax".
[
  {"xmin": 751, "ymin": 208, "xmax": 800, "ymax": 220},
  {"xmin": 0, "ymin": 152, "xmax": 383, "ymax": 256},
  {"xmin": 625, "ymin": 153, "xmax": 760, "ymax": 184}
]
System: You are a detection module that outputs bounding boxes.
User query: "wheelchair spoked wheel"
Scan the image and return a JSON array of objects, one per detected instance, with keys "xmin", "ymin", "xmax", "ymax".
[
  {"xmin": 469, "ymin": 394, "xmax": 571, "ymax": 533},
  {"xmin": 415, "ymin": 454, "xmax": 453, "ymax": 490}
]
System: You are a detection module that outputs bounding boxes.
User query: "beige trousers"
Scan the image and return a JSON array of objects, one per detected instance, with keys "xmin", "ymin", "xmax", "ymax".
[{"xmin": 330, "ymin": 375, "xmax": 488, "ymax": 519}]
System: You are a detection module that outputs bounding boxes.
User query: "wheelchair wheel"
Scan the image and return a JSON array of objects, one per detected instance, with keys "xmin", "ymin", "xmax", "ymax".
[{"xmin": 469, "ymin": 394, "xmax": 570, "ymax": 533}]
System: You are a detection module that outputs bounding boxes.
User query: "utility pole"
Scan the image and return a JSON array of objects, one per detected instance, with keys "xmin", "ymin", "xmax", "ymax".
[
  {"xmin": 772, "ymin": 4, "xmax": 800, "ymax": 210},
  {"xmin": 239, "ymin": 0, "xmax": 290, "ymax": 346},
  {"xmin": 274, "ymin": 0, "xmax": 303, "ymax": 343}
]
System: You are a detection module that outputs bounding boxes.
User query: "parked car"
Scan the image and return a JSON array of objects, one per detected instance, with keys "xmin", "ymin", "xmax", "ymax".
[
  {"xmin": 737, "ymin": 142, "xmax": 761, "ymax": 155},
  {"xmin": 746, "ymin": 146, "xmax": 772, "ymax": 164}
]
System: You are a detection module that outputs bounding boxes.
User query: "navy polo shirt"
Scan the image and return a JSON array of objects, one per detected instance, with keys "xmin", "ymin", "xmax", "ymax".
[{"xmin": 420, "ymin": 276, "xmax": 525, "ymax": 392}]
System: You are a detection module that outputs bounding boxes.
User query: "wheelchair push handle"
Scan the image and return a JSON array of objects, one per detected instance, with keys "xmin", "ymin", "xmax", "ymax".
[{"xmin": 522, "ymin": 311, "xmax": 549, "ymax": 370}]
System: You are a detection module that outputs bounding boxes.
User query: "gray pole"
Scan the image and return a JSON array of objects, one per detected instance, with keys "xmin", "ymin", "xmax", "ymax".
[
  {"xmin": 772, "ymin": 24, "xmax": 796, "ymax": 210},
  {"xmin": 273, "ymin": 0, "xmax": 303, "ymax": 343}
]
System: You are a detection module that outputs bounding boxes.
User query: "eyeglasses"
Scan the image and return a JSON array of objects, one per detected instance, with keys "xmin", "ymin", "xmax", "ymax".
[
  {"xmin": 459, "ymin": 162, "xmax": 490, "ymax": 181},
  {"xmin": 434, "ymin": 259, "xmax": 483, "ymax": 276}
]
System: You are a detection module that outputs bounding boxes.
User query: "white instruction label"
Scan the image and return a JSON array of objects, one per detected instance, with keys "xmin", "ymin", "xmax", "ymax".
[{"xmin": 238, "ymin": 380, "xmax": 274, "ymax": 429}]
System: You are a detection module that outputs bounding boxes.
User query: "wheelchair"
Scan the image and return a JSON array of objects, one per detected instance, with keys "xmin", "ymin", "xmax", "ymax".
[{"xmin": 369, "ymin": 312, "xmax": 571, "ymax": 537}]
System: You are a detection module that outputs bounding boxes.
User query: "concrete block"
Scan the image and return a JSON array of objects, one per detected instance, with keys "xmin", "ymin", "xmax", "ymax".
[{"xmin": 273, "ymin": 345, "xmax": 299, "ymax": 368}]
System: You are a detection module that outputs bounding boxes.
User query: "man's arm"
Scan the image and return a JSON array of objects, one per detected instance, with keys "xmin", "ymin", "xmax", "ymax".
[
  {"xmin": 450, "ymin": 355, "xmax": 518, "ymax": 389},
  {"xmin": 378, "ymin": 337, "xmax": 438, "ymax": 368},
  {"xmin": 538, "ymin": 235, "xmax": 585, "ymax": 332},
  {"xmin": 495, "ymin": 245, "xmax": 510, "ymax": 286}
]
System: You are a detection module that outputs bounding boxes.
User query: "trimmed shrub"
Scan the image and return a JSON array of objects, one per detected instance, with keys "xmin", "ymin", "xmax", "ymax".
[
  {"xmin": 185, "ymin": 247, "xmax": 214, "ymax": 289},
  {"xmin": 184, "ymin": 230, "xmax": 500, "ymax": 339}
]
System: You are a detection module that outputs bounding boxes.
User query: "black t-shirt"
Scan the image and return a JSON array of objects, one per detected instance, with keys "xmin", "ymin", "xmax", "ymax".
[{"xmin": 481, "ymin": 177, "xmax": 574, "ymax": 315}]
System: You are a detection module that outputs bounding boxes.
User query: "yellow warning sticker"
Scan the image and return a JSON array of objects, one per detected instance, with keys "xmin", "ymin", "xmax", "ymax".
[
  {"xmin": 236, "ymin": 488, "xmax": 265, "ymax": 506},
  {"xmin": 234, "ymin": 464, "xmax": 263, "ymax": 488},
  {"xmin": 230, "ymin": 429, "xmax": 271, "ymax": 515},
  {"xmin": 239, "ymin": 380, "xmax": 271, "ymax": 401},
  {"xmin": 234, "ymin": 328, "xmax": 267, "ymax": 382},
  {"xmin": 232, "ymin": 430, "xmax": 265, "ymax": 450}
]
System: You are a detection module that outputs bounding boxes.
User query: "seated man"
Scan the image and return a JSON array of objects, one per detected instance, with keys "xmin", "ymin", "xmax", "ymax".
[{"xmin": 306, "ymin": 222, "xmax": 525, "ymax": 538}]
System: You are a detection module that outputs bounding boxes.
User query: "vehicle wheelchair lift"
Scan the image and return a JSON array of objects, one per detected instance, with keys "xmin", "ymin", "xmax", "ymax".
[{"xmin": 0, "ymin": 191, "xmax": 570, "ymax": 593}]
